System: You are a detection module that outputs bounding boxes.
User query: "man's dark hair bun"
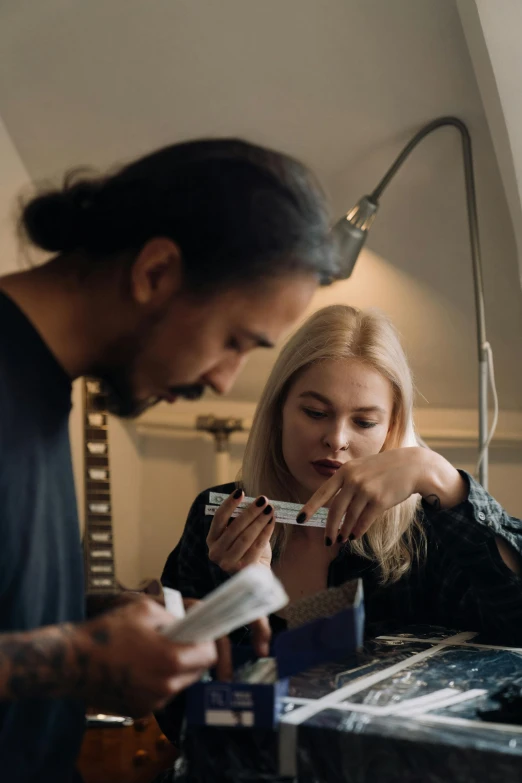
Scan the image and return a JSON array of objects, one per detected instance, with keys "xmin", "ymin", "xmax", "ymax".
[
  {"xmin": 21, "ymin": 182, "xmax": 97, "ymax": 253},
  {"xmin": 19, "ymin": 139, "xmax": 337, "ymax": 288}
]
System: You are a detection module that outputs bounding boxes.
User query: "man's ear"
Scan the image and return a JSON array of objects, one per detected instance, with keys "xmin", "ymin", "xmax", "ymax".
[{"xmin": 130, "ymin": 237, "xmax": 183, "ymax": 308}]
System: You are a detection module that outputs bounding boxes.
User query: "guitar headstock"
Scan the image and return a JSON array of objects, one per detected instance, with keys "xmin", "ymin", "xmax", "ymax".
[{"xmin": 83, "ymin": 378, "xmax": 117, "ymax": 595}]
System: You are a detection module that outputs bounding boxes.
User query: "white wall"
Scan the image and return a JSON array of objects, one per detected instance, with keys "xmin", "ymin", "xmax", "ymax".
[
  {"xmin": 134, "ymin": 401, "xmax": 253, "ymax": 580},
  {"xmin": 458, "ymin": 0, "xmax": 522, "ymax": 287},
  {"xmin": 0, "ymin": 116, "xmax": 29, "ymax": 272}
]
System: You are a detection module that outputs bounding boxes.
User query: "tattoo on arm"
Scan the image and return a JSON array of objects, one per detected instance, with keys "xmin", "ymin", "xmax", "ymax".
[
  {"xmin": 424, "ymin": 494, "xmax": 441, "ymax": 511},
  {"xmin": 0, "ymin": 624, "xmax": 77, "ymax": 699},
  {"xmin": 0, "ymin": 621, "xmax": 117, "ymax": 702},
  {"xmin": 91, "ymin": 628, "xmax": 110, "ymax": 646}
]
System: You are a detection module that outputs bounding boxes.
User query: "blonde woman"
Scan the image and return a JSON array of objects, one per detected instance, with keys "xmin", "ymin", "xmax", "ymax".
[{"xmin": 163, "ymin": 305, "xmax": 522, "ymax": 645}]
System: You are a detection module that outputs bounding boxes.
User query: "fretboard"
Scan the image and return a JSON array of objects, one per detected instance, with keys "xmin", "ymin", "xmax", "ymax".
[{"xmin": 83, "ymin": 378, "xmax": 117, "ymax": 594}]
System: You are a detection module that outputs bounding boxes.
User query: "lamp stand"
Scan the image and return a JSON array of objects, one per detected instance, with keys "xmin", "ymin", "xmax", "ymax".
[{"xmin": 367, "ymin": 117, "xmax": 489, "ymax": 488}]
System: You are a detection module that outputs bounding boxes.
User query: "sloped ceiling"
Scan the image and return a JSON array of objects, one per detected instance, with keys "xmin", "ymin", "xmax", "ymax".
[
  {"xmin": 458, "ymin": 0, "xmax": 522, "ymax": 289},
  {"xmin": 0, "ymin": 0, "xmax": 521, "ymax": 409}
]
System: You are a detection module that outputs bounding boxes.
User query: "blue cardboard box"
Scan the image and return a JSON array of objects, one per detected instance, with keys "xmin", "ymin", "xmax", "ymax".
[{"xmin": 186, "ymin": 580, "xmax": 365, "ymax": 729}]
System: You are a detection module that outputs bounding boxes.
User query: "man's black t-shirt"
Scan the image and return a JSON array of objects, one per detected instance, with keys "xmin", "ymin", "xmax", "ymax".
[{"xmin": 0, "ymin": 292, "xmax": 85, "ymax": 781}]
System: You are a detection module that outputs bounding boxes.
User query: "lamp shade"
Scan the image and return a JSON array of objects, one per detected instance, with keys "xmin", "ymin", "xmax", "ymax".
[{"xmin": 332, "ymin": 196, "xmax": 379, "ymax": 279}]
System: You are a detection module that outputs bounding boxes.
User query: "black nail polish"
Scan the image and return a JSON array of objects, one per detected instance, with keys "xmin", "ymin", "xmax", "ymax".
[
  {"xmin": 256, "ymin": 496, "xmax": 266, "ymax": 507},
  {"xmin": 296, "ymin": 512, "xmax": 306, "ymax": 524},
  {"xmin": 263, "ymin": 504, "xmax": 273, "ymax": 516},
  {"xmin": 233, "ymin": 488, "xmax": 243, "ymax": 499},
  {"xmin": 337, "ymin": 534, "xmax": 344, "ymax": 544},
  {"xmin": 325, "ymin": 537, "xmax": 332, "ymax": 547}
]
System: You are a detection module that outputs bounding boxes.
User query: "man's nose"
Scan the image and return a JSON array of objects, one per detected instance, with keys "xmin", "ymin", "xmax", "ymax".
[{"xmin": 202, "ymin": 355, "xmax": 247, "ymax": 396}]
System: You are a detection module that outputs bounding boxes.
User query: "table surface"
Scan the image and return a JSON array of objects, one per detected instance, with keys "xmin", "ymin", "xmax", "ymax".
[{"xmin": 173, "ymin": 625, "xmax": 522, "ymax": 783}]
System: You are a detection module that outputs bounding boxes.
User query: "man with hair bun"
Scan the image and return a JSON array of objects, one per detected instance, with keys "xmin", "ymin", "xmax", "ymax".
[{"xmin": 0, "ymin": 137, "xmax": 336, "ymax": 781}]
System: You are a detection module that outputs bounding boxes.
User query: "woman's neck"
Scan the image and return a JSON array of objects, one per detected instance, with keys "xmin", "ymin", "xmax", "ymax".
[{"xmin": 288, "ymin": 524, "xmax": 324, "ymax": 543}]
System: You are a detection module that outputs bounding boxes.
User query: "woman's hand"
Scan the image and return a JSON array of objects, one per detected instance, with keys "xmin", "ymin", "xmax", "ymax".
[
  {"xmin": 206, "ymin": 489, "xmax": 274, "ymax": 574},
  {"xmin": 298, "ymin": 447, "xmax": 467, "ymax": 545}
]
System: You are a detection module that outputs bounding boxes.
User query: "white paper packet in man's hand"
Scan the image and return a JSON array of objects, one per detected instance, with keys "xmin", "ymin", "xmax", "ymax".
[
  {"xmin": 162, "ymin": 564, "xmax": 288, "ymax": 644},
  {"xmin": 163, "ymin": 587, "xmax": 186, "ymax": 619}
]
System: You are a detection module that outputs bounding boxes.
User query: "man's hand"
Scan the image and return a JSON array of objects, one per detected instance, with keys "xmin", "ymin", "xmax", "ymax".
[
  {"xmin": 76, "ymin": 597, "xmax": 216, "ymax": 716},
  {"xmin": 0, "ymin": 597, "xmax": 216, "ymax": 718}
]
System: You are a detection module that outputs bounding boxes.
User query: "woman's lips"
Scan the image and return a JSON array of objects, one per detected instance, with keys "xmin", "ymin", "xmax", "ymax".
[{"xmin": 311, "ymin": 460, "xmax": 342, "ymax": 478}]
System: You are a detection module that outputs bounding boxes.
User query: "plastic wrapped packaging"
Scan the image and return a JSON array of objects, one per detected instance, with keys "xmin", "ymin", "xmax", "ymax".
[
  {"xmin": 173, "ymin": 626, "xmax": 522, "ymax": 783},
  {"xmin": 291, "ymin": 641, "xmax": 522, "ymax": 782}
]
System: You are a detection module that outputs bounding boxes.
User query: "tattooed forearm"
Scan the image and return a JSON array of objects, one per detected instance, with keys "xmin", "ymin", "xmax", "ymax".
[
  {"xmin": 424, "ymin": 494, "xmax": 441, "ymax": 511},
  {"xmin": 91, "ymin": 627, "xmax": 110, "ymax": 645},
  {"xmin": 0, "ymin": 621, "xmax": 114, "ymax": 701},
  {"xmin": 0, "ymin": 624, "xmax": 78, "ymax": 699}
]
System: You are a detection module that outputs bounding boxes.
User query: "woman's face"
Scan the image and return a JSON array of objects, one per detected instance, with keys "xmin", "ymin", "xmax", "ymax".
[{"xmin": 281, "ymin": 359, "xmax": 394, "ymax": 499}]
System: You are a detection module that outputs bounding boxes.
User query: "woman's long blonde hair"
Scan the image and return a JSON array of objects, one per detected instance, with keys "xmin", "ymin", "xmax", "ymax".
[{"xmin": 241, "ymin": 304, "xmax": 424, "ymax": 584}]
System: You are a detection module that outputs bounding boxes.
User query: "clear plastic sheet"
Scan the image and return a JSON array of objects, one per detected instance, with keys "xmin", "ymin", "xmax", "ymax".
[
  {"xmin": 345, "ymin": 645, "xmax": 522, "ymax": 710},
  {"xmin": 171, "ymin": 626, "xmax": 522, "ymax": 783},
  {"xmin": 295, "ymin": 644, "xmax": 522, "ymax": 782},
  {"xmin": 289, "ymin": 638, "xmax": 435, "ymax": 698}
]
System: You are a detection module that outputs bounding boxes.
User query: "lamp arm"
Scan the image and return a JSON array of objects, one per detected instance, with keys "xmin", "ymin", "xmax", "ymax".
[
  {"xmin": 369, "ymin": 116, "xmax": 489, "ymax": 486},
  {"xmin": 369, "ymin": 116, "xmax": 487, "ymax": 360}
]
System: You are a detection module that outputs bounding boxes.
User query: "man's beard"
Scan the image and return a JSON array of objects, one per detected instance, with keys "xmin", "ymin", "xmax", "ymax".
[
  {"xmin": 97, "ymin": 370, "xmax": 155, "ymax": 419},
  {"xmin": 89, "ymin": 327, "xmax": 206, "ymax": 419},
  {"xmin": 94, "ymin": 368, "xmax": 206, "ymax": 419}
]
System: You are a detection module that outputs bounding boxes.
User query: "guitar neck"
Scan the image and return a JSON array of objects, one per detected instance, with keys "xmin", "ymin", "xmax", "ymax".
[{"xmin": 83, "ymin": 378, "xmax": 118, "ymax": 595}]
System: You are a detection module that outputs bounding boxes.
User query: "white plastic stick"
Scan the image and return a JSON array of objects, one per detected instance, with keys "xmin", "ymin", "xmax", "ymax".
[{"xmin": 207, "ymin": 491, "xmax": 329, "ymax": 528}]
